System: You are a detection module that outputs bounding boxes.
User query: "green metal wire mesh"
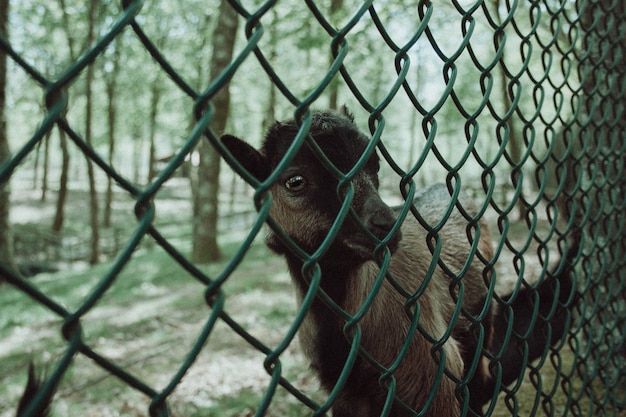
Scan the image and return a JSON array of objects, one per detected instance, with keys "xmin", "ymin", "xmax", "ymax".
[{"xmin": 0, "ymin": 0, "xmax": 625, "ymax": 416}]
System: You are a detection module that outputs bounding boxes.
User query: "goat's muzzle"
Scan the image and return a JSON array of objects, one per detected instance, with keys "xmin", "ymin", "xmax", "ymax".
[
  {"xmin": 368, "ymin": 208, "xmax": 402, "ymax": 253},
  {"xmin": 352, "ymin": 193, "xmax": 402, "ymax": 258}
]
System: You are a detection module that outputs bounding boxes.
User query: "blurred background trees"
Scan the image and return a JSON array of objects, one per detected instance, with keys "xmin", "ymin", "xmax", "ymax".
[{"xmin": 1, "ymin": 0, "xmax": 581, "ymax": 268}]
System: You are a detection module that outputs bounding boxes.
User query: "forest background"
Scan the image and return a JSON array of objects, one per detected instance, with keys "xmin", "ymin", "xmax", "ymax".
[{"xmin": 0, "ymin": 0, "xmax": 576, "ymax": 271}]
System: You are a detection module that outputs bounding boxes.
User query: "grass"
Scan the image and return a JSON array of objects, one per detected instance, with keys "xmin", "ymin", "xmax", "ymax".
[
  {"xmin": 1, "ymin": 188, "xmax": 625, "ymax": 416},
  {"xmin": 0, "ymin": 239, "xmax": 324, "ymax": 417}
]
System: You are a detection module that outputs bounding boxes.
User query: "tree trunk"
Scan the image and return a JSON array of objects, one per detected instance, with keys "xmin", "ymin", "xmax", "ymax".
[
  {"xmin": 147, "ymin": 73, "xmax": 160, "ymax": 182},
  {"xmin": 52, "ymin": 127, "xmax": 69, "ymax": 233},
  {"xmin": 132, "ymin": 122, "xmax": 143, "ymax": 184},
  {"xmin": 103, "ymin": 40, "xmax": 121, "ymax": 228},
  {"xmin": 0, "ymin": 0, "xmax": 15, "ymax": 281},
  {"xmin": 39, "ymin": 130, "xmax": 51, "ymax": 202},
  {"xmin": 192, "ymin": 138, "xmax": 222, "ymax": 263},
  {"xmin": 191, "ymin": 0, "xmax": 239, "ymax": 263},
  {"xmin": 85, "ymin": 0, "xmax": 100, "ymax": 264},
  {"xmin": 55, "ymin": 0, "xmax": 103, "ymax": 251},
  {"xmin": 497, "ymin": 60, "xmax": 524, "ymax": 218},
  {"xmin": 52, "ymin": 0, "xmax": 77, "ymax": 234},
  {"xmin": 263, "ymin": 55, "xmax": 277, "ymax": 131},
  {"xmin": 103, "ymin": 83, "xmax": 115, "ymax": 228},
  {"xmin": 492, "ymin": 0, "xmax": 525, "ymax": 219},
  {"xmin": 327, "ymin": 0, "xmax": 344, "ymax": 110}
]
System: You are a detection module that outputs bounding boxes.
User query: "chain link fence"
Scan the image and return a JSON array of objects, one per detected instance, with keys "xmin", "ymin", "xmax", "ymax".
[{"xmin": 1, "ymin": 0, "xmax": 625, "ymax": 416}]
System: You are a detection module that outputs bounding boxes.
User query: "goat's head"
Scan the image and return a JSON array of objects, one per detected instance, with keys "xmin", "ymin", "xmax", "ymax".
[{"xmin": 221, "ymin": 108, "xmax": 401, "ymax": 265}]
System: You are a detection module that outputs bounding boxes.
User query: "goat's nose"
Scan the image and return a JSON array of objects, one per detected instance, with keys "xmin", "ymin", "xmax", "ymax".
[
  {"xmin": 369, "ymin": 209, "xmax": 395, "ymax": 232},
  {"xmin": 363, "ymin": 197, "xmax": 397, "ymax": 238}
]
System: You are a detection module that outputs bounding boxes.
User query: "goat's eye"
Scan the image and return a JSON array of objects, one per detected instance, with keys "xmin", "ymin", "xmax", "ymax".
[{"xmin": 285, "ymin": 175, "xmax": 307, "ymax": 192}]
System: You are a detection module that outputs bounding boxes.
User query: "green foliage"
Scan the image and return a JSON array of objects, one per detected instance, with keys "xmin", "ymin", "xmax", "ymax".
[{"xmin": 6, "ymin": 0, "xmax": 576, "ymax": 194}]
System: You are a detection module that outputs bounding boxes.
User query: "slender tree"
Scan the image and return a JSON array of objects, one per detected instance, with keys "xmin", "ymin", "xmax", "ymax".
[
  {"xmin": 135, "ymin": 29, "xmax": 167, "ymax": 182},
  {"xmin": 327, "ymin": 0, "xmax": 344, "ymax": 110},
  {"xmin": 38, "ymin": 131, "xmax": 51, "ymax": 202},
  {"xmin": 191, "ymin": 0, "xmax": 239, "ymax": 263},
  {"xmin": 188, "ymin": 13, "xmax": 211, "ymax": 217},
  {"xmin": 492, "ymin": 0, "xmax": 525, "ymax": 218},
  {"xmin": 52, "ymin": 127, "xmax": 69, "ymax": 233},
  {"xmin": 53, "ymin": 0, "xmax": 76, "ymax": 235},
  {"xmin": 36, "ymin": 65, "xmax": 56, "ymax": 202},
  {"xmin": 262, "ymin": 8, "xmax": 278, "ymax": 133},
  {"xmin": 83, "ymin": 0, "xmax": 100, "ymax": 264},
  {"xmin": 0, "ymin": 0, "xmax": 14, "ymax": 281},
  {"xmin": 147, "ymin": 70, "xmax": 161, "ymax": 182},
  {"xmin": 103, "ymin": 38, "xmax": 122, "ymax": 228}
]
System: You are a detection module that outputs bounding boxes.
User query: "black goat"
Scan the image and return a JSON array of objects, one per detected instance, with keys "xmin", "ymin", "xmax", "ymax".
[
  {"xmin": 221, "ymin": 108, "xmax": 576, "ymax": 417},
  {"xmin": 15, "ymin": 109, "xmax": 575, "ymax": 417}
]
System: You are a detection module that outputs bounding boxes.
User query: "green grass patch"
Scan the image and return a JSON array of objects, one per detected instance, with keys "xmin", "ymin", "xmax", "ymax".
[
  {"xmin": 0, "ymin": 239, "xmax": 306, "ymax": 417},
  {"xmin": 2, "ymin": 237, "xmax": 624, "ymax": 417}
]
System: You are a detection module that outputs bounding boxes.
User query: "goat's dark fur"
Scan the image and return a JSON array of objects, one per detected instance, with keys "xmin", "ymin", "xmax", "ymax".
[
  {"xmin": 16, "ymin": 363, "xmax": 51, "ymax": 417},
  {"xmin": 222, "ymin": 108, "xmax": 577, "ymax": 417}
]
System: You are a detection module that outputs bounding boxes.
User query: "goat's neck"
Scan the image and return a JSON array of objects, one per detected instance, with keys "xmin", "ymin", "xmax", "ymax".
[{"xmin": 283, "ymin": 253, "xmax": 365, "ymax": 307}]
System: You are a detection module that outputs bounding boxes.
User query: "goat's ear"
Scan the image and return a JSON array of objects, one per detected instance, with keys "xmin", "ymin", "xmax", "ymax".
[
  {"xmin": 339, "ymin": 105, "xmax": 354, "ymax": 121},
  {"xmin": 221, "ymin": 134, "xmax": 270, "ymax": 181}
]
